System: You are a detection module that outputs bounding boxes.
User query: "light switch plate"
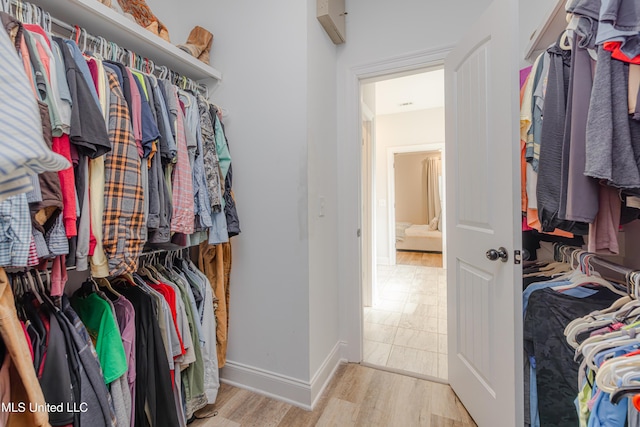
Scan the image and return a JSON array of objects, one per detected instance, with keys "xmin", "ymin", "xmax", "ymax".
[{"xmin": 317, "ymin": 0, "xmax": 346, "ymax": 44}]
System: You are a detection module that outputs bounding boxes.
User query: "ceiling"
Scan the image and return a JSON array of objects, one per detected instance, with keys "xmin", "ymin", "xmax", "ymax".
[{"xmin": 374, "ymin": 69, "xmax": 445, "ymax": 116}]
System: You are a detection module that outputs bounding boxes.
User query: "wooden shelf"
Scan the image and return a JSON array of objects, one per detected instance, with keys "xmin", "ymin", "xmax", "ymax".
[
  {"xmin": 28, "ymin": 0, "xmax": 221, "ymax": 84},
  {"xmin": 523, "ymin": 0, "xmax": 568, "ymax": 62}
]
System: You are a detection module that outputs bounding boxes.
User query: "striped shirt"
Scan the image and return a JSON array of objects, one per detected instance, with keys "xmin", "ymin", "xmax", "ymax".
[{"xmin": 0, "ymin": 22, "xmax": 69, "ymax": 201}]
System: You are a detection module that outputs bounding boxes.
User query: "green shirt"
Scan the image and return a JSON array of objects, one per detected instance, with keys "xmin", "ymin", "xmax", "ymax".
[{"xmin": 71, "ymin": 292, "xmax": 128, "ymax": 384}]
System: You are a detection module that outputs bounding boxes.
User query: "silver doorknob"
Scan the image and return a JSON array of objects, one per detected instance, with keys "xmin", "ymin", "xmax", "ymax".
[{"xmin": 486, "ymin": 247, "xmax": 508, "ymax": 262}]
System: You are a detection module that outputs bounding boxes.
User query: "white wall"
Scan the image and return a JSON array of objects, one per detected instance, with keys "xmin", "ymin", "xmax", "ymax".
[
  {"xmin": 156, "ymin": 0, "xmax": 313, "ymax": 383},
  {"xmin": 306, "ymin": 0, "xmax": 340, "ymax": 380},
  {"xmin": 518, "ymin": 0, "xmax": 559, "ymax": 66},
  {"xmin": 152, "ymin": 0, "xmax": 341, "ymax": 405},
  {"xmin": 362, "ymin": 82, "xmax": 376, "ymax": 115},
  {"xmin": 145, "ymin": 0, "xmax": 191, "ymax": 45},
  {"xmin": 374, "ymin": 108, "xmax": 444, "ymax": 262},
  {"xmin": 394, "ymin": 152, "xmax": 431, "ymax": 225},
  {"xmin": 150, "ymin": 0, "xmax": 543, "ymax": 69}
]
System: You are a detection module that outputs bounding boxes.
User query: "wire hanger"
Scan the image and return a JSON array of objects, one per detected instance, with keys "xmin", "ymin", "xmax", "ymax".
[
  {"xmin": 99, "ymin": 36, "xmax": 108, "ymax": 60},
  {"xmin": 32, "ymin": 4, "xmax": 40, "ymax": 27},
  {"xmin": 94, "ymin": 276, "xmax": 122, "ymax": 298},
  {"xmin": 43, "ymin": 11, "xmax": 51, "ymax": 33},
  {"xmin": 33, "ymin": 269, "xmax": 61, "ymax": 309},
  {"xmin": 23, "ymin": 2, "xmax": 31, "ymax": 24},
  {"xmin": 23, "ymin": 2, "xmax": 30, "ymax": 24},
  {"xmin": 14, "ymin": 0, "xmax": 21, "ymax": 21},
  {"xmin": 16, "ymin": 0, "xmax": 23, "ymax": 23},
  {"xmin": 23, "ymin": 270, "xmax": 43, "ymax": 304},
  {"xmin": 138, "ymin": 255, "xmax": 161, "ymax": 285},
  {"xmin": 116, "ymin": 44, "xmax": 125, "ymax": 63},
  {"xmin": 11, "ymin": 273, "xmax": 24, "ymax": 298},
  {"xmin": 31, "ymin": 270, "xmax": 46, "ymax": 295}
]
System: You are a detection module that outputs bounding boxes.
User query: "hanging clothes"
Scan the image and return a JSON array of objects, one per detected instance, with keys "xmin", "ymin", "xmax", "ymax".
[
  {"xmin": 536, "ymin": 43, "xmax": 589, "ymax": 235},
  {"xmin": 179, "ymin": 258, "xmax": 219, "ymax": 404},
  {"xmin": 58, "ymin": 296, "xmax": 115, "ymax": 427},
  {"xmin": 111, "ymin": 293, "xmax": 136, "ymax": 427},
  {"xmin": 199, "ymin": 241, "xmax": 232, "ymax": 367},
  {"xmin": 113, "ymin": 280, "xmax": 179, "ymax": 427},
  {"xmin": 0, "ymin": 7, "xmax": 238, "ymax": 424},
  {"xmin": 564, "ymin": 33, "xmax": 600, "ymax": 224},
  {"xmin": 586, "ymin": 47, "xmax": 640, "ymax": 189},
  {"xmin": 69, "ymin": 291, "xmax": 128, "ymax": 385},
  {"xmin": 0, "ymin": 268, "xmax": 49, "ymax": 427},
  {"xmin": 522, "ymin": 249, "xmax": 629, "ymax": 427},
  {"xmin": 102, "ymin": 68, "xmax": 146, "ymax": 276}
]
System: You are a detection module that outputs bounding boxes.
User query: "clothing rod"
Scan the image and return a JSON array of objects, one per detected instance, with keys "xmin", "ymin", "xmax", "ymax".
[
  {"xmin": 7, "ymin": 0, "xmax": 208, "ymax": 95},
  {"xmin": 138, "ymin": 248, "xmax": 187, "ymax": 258},
  {"xmin": 588, "ymin": 256, "xmax": 634, "ymax": 286},
  {"xmin": 5, "ymin": 248, "xmax": 189, "ymax": 274},
  {"xmin": 553, "ymin": 243, "xmax": 634, "ymax": 286}
]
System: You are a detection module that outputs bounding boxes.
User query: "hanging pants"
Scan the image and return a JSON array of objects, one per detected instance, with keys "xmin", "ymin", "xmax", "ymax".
[{"xmin": 198, "ymin": 241, "xmax": 232, "ymax": 368}]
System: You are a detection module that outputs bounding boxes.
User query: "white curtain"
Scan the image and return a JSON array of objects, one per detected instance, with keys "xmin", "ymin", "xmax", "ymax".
[{"xmin": 423, "ymin": 156, "xmax": 442, "ymax": 223}]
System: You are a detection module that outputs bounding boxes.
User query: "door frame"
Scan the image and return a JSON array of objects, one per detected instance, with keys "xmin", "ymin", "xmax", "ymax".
[
  {"xmin": 361, "ymin": 103, "xmax": 375, "ymax": 308},
  {"xmin": 338, "ymin": 45, "xmax": 453, "ymax": 364},
  {"xmin": 386, "ymin": 143, "xmax": 445, "ymax": 266}
]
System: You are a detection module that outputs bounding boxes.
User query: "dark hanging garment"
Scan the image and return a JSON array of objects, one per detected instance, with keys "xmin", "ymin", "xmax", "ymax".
[
  {"xmin": 59, "ymin": 296, "xmax": 114, "ymax": 427},
  {"xmin": 132, "ymin": 75, "xmax": 160, "ymax": 154},
  {"xmin": 536, "ymin": 44, "xmax": 589, "ymax": 235},
  {"xmin": 601, "ymin": 0, "xmax": 640, "ymax": 32},
  {"xmin": 524, "ymin": 287, "xmax": 620, "ymax": 427},
  {"xmin": 31, "ymin": 101, "xmax": 63, "ymax": 216},
  {"xmin": 53, "ymin": 37, "xmax": 110, "ymax": 159},
  {"xmin": 586, "ymin": 46, "xmax": 640, "ymax": 194},
  {"xmin": 37, "ymin": 302, "xmax": 76, "ymax": 426},
  {"xmin": 115, "ymin": 284, "xmax": 179, "ymax": 427},
  {"xmin": 214, "ymin": 109, "xmax": 241, "ymax": 237},
  {"xmin": 21, "ymin": 295, "xmax": 46, "ymax": 373},
  {"xmin": 104, "ymin": 61, "xmax": 133, "ymax": 118},
  {"xmin": 147, "ymin": 149, "xmax": 172, "ymax": 245},
  {"xmin": 223, "ymin": 161, "xmax": 241, "ymax": 238},
  {"xmin": 563, "ymin": 36, "xmax": 600, "ymax": 223}
]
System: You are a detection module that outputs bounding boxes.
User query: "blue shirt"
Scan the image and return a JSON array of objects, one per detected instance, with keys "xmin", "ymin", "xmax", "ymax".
[{"xmin": 0, "ymin": 193, "xmax": 31, "ymax": 267}]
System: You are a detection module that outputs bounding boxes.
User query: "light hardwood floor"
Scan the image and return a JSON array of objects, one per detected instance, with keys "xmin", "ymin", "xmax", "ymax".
[
  {"xmin": 396, "ymin": 251, "xmax": 443, "ymax": 268},
  {"xmin": 191, "ymin": 363, "xmax": 476, "ymax": 427}
]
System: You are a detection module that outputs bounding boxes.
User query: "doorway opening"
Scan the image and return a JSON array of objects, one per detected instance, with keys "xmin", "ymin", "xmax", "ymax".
[{"xmin": 360, "ymin": 68, "xmax": 448, "ymax": 381}]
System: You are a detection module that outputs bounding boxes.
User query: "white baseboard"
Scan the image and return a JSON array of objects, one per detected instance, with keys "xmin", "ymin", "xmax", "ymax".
[
  {"xmin": 220, "ymin": 341, "xmax": 347, "ymax": 410},
  {"xmin": 377, "ymin": 256, "xmax": 391, "ymax": 265},
  {"xmin": 310, "ymin": 341, "xmax": 347, "ymax": 409}
]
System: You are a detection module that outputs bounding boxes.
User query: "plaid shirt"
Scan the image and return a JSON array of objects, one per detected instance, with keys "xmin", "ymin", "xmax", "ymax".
[
  {"xmin": 103, "ymin": 69, "xmax": 145, "ymax": 276},
  {"xmin": 0, "ymin": 193, "xmax": 31, "ymax": 267},
  {"xmin": 168, "ymin": 86, "xmax": 195, "ymax": 234}
]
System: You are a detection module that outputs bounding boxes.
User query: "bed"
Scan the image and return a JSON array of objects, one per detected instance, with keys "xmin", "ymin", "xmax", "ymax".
[{"xmin": 396, "ymin": 222, "xmax": 443, "ymax": 253}]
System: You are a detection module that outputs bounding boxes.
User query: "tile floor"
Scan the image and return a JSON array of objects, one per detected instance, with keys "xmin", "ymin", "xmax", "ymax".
[{"xmin": 363, "ymin": 262, "xmax": 448, "ymax": 380}]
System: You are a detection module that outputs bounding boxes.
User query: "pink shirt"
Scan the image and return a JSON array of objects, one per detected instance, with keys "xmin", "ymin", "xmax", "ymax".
[{"xmin": 169, "ymin": 86, "xmax": 195, "ymax": 234}]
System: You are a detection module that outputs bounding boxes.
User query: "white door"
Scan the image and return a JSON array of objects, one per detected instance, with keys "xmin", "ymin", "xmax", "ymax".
[{"xmin": 445, "ymin": 0, "xmax": 522, "ymax": 426}]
